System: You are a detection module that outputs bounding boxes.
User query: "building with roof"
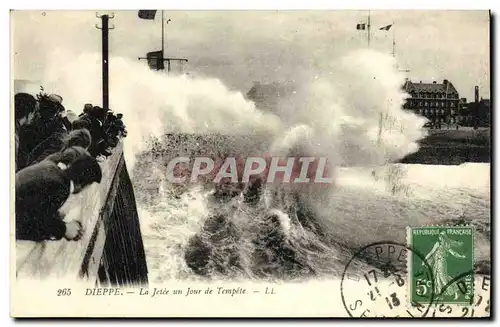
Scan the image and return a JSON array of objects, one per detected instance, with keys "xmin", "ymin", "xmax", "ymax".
[
  {"xmin": 402, "ymin": 79, "xmax": 460, "ymax": 128},
  {"xmin": 458, "ymin": 89, "xmax": 490, "ymax": 128}
]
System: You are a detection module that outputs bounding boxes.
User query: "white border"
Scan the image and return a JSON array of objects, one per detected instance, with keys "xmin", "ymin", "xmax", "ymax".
[{"xmin": 3, "ymin": 1, "xmax": 498, "ymax": 326}]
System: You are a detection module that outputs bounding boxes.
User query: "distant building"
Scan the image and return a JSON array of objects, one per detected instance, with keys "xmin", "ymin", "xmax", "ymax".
[
  {"xmin": 456, "ymin": 86, "xmax": 490, "ymax": 128},
  {"xmin": 402, "ymin": 79, "xmax": 460, "ymax": 128},
  {"xmin": 459, "ymin": 98, "xmax": 490, "ymax": 128}
]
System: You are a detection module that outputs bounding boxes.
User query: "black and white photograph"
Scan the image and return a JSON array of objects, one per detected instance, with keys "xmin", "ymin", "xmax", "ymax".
[{"xmin": 11, "ymin": 9, "xmax": 491, "ymax": 318}]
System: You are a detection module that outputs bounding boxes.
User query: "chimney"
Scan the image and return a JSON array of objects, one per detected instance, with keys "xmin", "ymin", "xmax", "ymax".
[
  {"xmin": 475, "ymin": 86, "xmax": 479, "ymax": 103},
  {"xmin": 419, "ymin": 81, "xmax": 422, "ymax": 83},
  {"xmin": 443, "ymin": 79, "xmax": 448, "ymax": 84},
  {"xmin": 432, "ymin": 81, "xmax": 437, "ymax": 84}
]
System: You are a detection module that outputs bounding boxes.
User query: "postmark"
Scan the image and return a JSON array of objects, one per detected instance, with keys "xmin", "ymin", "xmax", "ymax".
[
  {"xmin": 424, "ymin": 272, "xmax": 490, "ymax": 318},
  {"xmin": 408, "ymin": 226, "xmax": 474, "ymax": 305},
  {"xmin": 340, "ymin": 242, "xmax": 435, "ymax": 317}
]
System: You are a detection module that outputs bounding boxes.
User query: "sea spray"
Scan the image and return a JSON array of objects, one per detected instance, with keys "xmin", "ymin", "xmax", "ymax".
[
  {"xmin": 133, "ymin": 49, "xmax": 429, "ymax": 281},
  {"xmin": 269, "ymin": 49, "xmax": 428, "ymax": 168}
]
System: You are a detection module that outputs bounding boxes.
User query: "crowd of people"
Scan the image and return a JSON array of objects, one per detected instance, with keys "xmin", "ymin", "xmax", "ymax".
[{"xmin": 15, "ymin": 90, "xmax": 127, "ymax": 242}]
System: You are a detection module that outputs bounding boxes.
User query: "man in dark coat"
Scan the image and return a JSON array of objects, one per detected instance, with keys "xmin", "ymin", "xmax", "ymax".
[
  {"xmin": 44, "ymin": 146, "xmax": 89, "ymax": 166},
  {"xmin": 14, "ymin": 93, "xmax": 37, "ymax": 171},
  {"xmin": 16, "ymin": 151, "xmax": 102, "ymax": 241},
  {"xmin": 19, "ymin": 93, "xmax": 69, "ymax": 170},
  {"xmin": 103, "ymin": 113, "xmax": 123, "ymax": 147},
  {"xmin": 79, "ymin": 103, "xmax": 93, "ymax": 117},
  {"xmin": 29, "ymin": 129, "xmax": 92, "ymax": 165},
  {"xmin": 115, "ymin": 113, "xmax": 127, "ymax": 137},
  {"xmin": 86, "ymin": 106, "xmax": 112, "ymax": 157}
]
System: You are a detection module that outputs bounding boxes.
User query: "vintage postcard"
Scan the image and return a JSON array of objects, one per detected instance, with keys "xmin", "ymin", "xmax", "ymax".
[{"xmin": 10, "ymin": 9, "xmax": 491, "ymax": 318}]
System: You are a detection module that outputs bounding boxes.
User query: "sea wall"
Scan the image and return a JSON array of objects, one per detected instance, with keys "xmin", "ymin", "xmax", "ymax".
[{"xmin": 16, "ymin": 141, "xmax": 148, "ymax": 285}]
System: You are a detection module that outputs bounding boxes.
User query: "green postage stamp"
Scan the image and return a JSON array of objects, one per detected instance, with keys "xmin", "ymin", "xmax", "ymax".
[{"xmin": 408, "ymin": 226, "xmax": 475, "ymax": 305}]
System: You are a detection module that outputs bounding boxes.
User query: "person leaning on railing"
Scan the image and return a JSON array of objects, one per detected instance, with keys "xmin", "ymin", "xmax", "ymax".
[
  {"xmin": 30, "ymin": 129, "xmax": 92, "ymax": 165},
  {"xmin": 15, "ymin": 149, "xmax": 102, "ymax": 241},
  {"xmin": 82, "ymin": 106, "xmax": 113, "ymax": 158}
]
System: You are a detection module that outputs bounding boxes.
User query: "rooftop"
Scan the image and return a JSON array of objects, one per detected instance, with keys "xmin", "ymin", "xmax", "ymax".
[{"xmin": 403, "ymin": 79, "xmax": 458, "ymax": 96}]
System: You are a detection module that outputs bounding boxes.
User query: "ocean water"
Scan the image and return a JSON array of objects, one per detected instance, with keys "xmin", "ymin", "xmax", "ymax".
[{"xmin": 136, "ymin": 162, "xmax": 490, "ymax": 282}]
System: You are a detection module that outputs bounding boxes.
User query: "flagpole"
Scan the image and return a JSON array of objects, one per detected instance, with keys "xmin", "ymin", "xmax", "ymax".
[
  {"xmin": 392, "ymin": 22, "xmax": 396, "ymax": 57},
  {"xmin": 367, "ymin": 10, "xmax": 371, "ymax": 47},
  {"xmin": 161, "ymin": 10, "xmax": 164, "ymax": 56}
]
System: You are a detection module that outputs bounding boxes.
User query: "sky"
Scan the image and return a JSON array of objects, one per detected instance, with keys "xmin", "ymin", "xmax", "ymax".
[{"xmin": 11, "ymin": 10, "xmax": 490, "ymax": 101}]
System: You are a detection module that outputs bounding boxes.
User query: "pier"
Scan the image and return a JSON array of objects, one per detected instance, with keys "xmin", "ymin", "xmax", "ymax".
[{"xmin": 16, "ymin": 141, "xmax": 148, "ymax": 286}]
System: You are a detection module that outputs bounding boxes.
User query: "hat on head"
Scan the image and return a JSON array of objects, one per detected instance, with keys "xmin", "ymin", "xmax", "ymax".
[
  {"xmin": 39, "ymin": 94, "xmax": 62, "ymax": 117},
  {"xmin": 48, "ymin": 94, "xmax": 63, "ymax": 104}
]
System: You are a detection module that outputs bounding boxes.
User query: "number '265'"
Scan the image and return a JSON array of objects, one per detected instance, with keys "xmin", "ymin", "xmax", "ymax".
[{"xmin": 57, "ymin": 288, "xmax": 71, "ymax": 296}]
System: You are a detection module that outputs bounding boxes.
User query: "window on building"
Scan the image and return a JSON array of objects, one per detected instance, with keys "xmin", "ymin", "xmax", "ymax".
[
  {"xmin": 450, "ymin": 102, "xmax": 455, "ymax": 107},
  {"xmin": 419, "ymin": 101, "xmax": 423, "ymax": 106},
  {"xmin": 424, "ymin": 101, "xmax": 428, "ymax": 107},
  {"xmin": 441, "ymin": 102, "xmax": 445, "ymax": 107},
  {"xmin": 420, "ymin": 93, "xmax": 424, "ymax": 98}
]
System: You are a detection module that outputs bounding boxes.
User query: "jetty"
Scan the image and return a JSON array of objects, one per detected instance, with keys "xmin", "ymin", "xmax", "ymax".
[{"xmin": 15, "ymin": 141, "xmax": 148, "ymax": 286}]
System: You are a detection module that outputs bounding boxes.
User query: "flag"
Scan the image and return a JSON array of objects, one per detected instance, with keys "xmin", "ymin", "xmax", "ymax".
[
  {"xmin": 356, "ymin": 23, "xmax": 366, "ymax": 30},
  {"xmin": 138, "ymin": 10, "xmax": 157, "ymax": 20},
  {"xmin": 146, "ymin": 50, "xmax": 164, "ymax": 70},
  {"xmin": 379, "ymin": 24, "xmax": 393, "ymax": 31}
]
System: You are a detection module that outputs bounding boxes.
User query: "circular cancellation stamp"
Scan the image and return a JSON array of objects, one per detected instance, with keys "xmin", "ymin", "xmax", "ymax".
[
  {"xmin": 423, "ymin": 272, "xmax": 490, "ymax": 318},
  {"xmin": 340, "ymin": 241, "xmax": 435, "ymax": 317}
]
